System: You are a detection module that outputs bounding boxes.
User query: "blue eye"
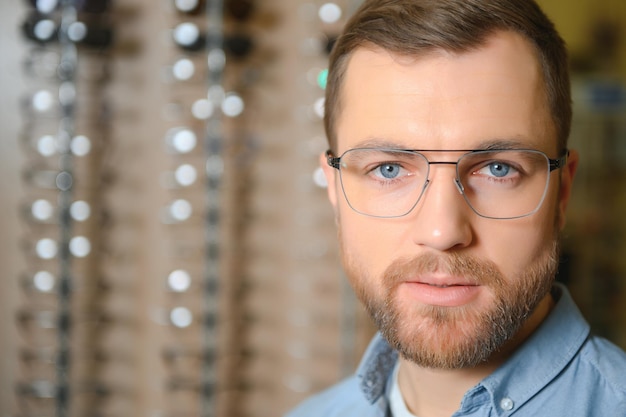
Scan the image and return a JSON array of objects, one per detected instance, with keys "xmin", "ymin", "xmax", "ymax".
[
  {"xmin": 488, "ymin": 163, "xmax": 510, "ymax": 178},
  {"xmin": 377, "ymin": 164, "xmax": 401, "ymax": 179}
]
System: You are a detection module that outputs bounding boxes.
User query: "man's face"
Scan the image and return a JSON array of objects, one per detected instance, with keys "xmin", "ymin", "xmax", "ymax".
[{"xmin": 322, "ymin": 31, "xmax": 578, "ymax": 368}]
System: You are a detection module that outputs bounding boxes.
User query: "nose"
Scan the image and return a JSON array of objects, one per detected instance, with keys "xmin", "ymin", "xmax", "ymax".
[{"xmin": 408, "ymin": 168, "xmax": 473, "ymax": 251}]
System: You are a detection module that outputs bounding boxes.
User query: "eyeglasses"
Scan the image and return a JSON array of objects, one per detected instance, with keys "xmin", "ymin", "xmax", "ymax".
[{"xmin": 326, "ymin": 148, "xmax": 568, "ymax": 219}]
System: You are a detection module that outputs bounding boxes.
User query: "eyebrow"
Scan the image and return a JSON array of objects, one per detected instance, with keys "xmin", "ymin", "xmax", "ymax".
[{"xmin": 348, "ymin": 137, "xmax": 535, "ymax": 152}]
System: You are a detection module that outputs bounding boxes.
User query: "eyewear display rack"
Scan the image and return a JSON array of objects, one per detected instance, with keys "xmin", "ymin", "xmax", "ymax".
[
  {"xmin": 15, "ymin": 1, "xmax": 114, "ymax": 416},
  {"xmin": 5, "ymin": 1, "xmax": 378, "ymax": 417}
]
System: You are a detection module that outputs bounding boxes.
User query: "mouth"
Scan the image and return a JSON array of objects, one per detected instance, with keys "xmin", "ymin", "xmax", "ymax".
[
  {"xmin": 410, "ymin": 275, "xmax": 479, "ymax": 288},
  {"xmin": 422, "ymin": 283, "xmax": 477, "ymax": 288},
  {"xmin": 399, "ymin": 278, "xmax": 481, "ymax": 307}
]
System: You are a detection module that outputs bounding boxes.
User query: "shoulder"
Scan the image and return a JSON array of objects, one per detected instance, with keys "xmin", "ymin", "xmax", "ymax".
[
  {"xmin": 537, "ymin": 335, "xmax": 626, "ymax": 415},
  {"xmin": 578, "ymin": 335, "xmax": 626, "ymax": 395},
  {"xmin": 545, "ymin": 285, "xmax": 626, "ymax": 399},
  {"xmin": 286, "ymin": 333, "xmax": 396, "ymax": 417},
  {"xmin": 285, "ymin": 376, "xmax": 382, "ymax": 417}
]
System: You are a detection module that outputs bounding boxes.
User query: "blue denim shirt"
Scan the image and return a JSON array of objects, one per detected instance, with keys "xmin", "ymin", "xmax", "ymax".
[{"xmin": 286, "ymin": 284, "xmax": 626, "ymax": 416}]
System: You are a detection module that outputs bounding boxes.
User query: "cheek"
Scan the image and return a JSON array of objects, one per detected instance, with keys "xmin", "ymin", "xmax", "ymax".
[
  {"xmin": 484, "ymin": 174, "xmax": 561, "ymax": 267},
  {"xmin": 337, "ymin": 206, "xmax": 399, "ymax": 279},
  {"xmin": 481, "ymin": 209, "xmax": 558, "ymax": 279}
]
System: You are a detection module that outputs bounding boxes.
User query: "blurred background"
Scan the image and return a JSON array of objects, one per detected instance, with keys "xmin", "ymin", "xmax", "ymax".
[{"xmin": 0, "ymin": 0, "xmax": 624, "ymax": 416}]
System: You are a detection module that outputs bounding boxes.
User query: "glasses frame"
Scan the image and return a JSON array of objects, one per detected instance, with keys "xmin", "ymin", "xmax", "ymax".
[{"xmin": 326, "ymin": 148, "xmax": 569, "ymax": 220}]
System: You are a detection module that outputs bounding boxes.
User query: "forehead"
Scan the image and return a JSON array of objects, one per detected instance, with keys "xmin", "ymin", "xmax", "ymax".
[{"xmin": 337, "ymin": 31, "xmax": 555, "ymax": 153}]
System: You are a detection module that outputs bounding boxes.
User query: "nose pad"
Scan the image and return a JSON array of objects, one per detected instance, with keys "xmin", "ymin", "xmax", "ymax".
[
  {"xmin": 454, "ymin": 178, "xmax": 464, "ymax": 194},
  {"xmin": 413, "ymin": 179, "xmax": 431, "ymax": 212}
]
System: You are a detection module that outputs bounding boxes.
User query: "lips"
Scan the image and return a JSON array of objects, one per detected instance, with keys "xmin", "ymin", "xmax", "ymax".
[
  {"xmin": 399, "ymin": 278, "xmax": 482, "ymax": 307},
  {"xmin": 427, "ymin": 283, "xmax": 472, "ymax": 288},
  {"xmin": 409, "ymin": 275, "xmax": 479, "ymax": 288}
]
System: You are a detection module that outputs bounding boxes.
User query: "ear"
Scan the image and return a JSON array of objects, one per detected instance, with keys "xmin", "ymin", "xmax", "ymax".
[
  {"xmin": 557, "ymin": 149, "xmax": 579, "ymax": 230},
  {"xmin": 320, "ymin": 151, "xmax": 338, "ymax": 210}
]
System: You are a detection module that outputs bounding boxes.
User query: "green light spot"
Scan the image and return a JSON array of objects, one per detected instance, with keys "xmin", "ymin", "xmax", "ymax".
[{"xmin": 317, "ymin": 68, "xmax": 328, "ymax": 90}]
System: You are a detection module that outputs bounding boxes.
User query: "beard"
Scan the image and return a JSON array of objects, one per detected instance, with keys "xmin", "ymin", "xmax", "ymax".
[{"xmin": 341, "ymin": 236, "xmax": 560, "ymax": 369}]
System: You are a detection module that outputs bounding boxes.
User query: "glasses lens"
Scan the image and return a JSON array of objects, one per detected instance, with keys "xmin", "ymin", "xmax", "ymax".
[
  {"xmin": 338, "ymin": 149, "xmax": 429, "ymax": 217},
  {"xmin": 457, "ymin": 150, "xmax": 550, "ymax": 219}
]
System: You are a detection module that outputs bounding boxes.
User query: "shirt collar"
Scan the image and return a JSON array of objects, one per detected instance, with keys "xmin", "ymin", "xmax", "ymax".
[
  {"xmin": 357, "ymin": 332, "xmax": 398, "ymax": 403},
  {"xmin": 355, "ymin": 283, "xmax": 590, "ymax": 410}
]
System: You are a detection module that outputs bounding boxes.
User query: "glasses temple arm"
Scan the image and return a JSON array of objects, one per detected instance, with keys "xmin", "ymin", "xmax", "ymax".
[
  {"xmin": 326, "ymin": 150, "xmax": 341, "ymax": 169},
  {"xmin": 548, "ymin": 150, "xmax": 569, "ymax": 172}
]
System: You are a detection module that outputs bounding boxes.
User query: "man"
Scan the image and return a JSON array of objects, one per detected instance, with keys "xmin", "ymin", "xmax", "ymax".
[{"xmin": 287, "ymin": 1, "xmax": 626, "ymax": 416}]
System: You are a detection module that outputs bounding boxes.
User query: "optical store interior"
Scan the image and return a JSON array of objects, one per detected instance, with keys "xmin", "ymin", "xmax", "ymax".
[{"xmin": 0, "ymin": 0, "xmax": 625, "ymax": 416}]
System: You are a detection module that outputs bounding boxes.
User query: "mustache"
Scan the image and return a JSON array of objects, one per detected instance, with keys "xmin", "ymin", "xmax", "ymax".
[{"xmin": 383, "ymin": 252, "xmax": 504, "ymax": 287}]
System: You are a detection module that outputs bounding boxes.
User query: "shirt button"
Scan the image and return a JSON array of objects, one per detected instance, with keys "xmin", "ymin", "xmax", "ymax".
[{"xmin": 500, "ymin": 397, "xmax": 514, "ymax": 411}]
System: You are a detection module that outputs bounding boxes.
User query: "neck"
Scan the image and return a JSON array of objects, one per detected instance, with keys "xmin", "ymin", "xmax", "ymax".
[
  {"xmin": 398, "ymin": 293, "xmax": 555, "ymax": 417},
  {"xmin": 398, "ymin": 359, "xmax": 494, "ymax": 417}
]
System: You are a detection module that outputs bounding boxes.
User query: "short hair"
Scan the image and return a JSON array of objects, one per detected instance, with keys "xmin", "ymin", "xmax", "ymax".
[{"xmin": 325, "ymin": 0, "xmax": 571, "ymax": 152}]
